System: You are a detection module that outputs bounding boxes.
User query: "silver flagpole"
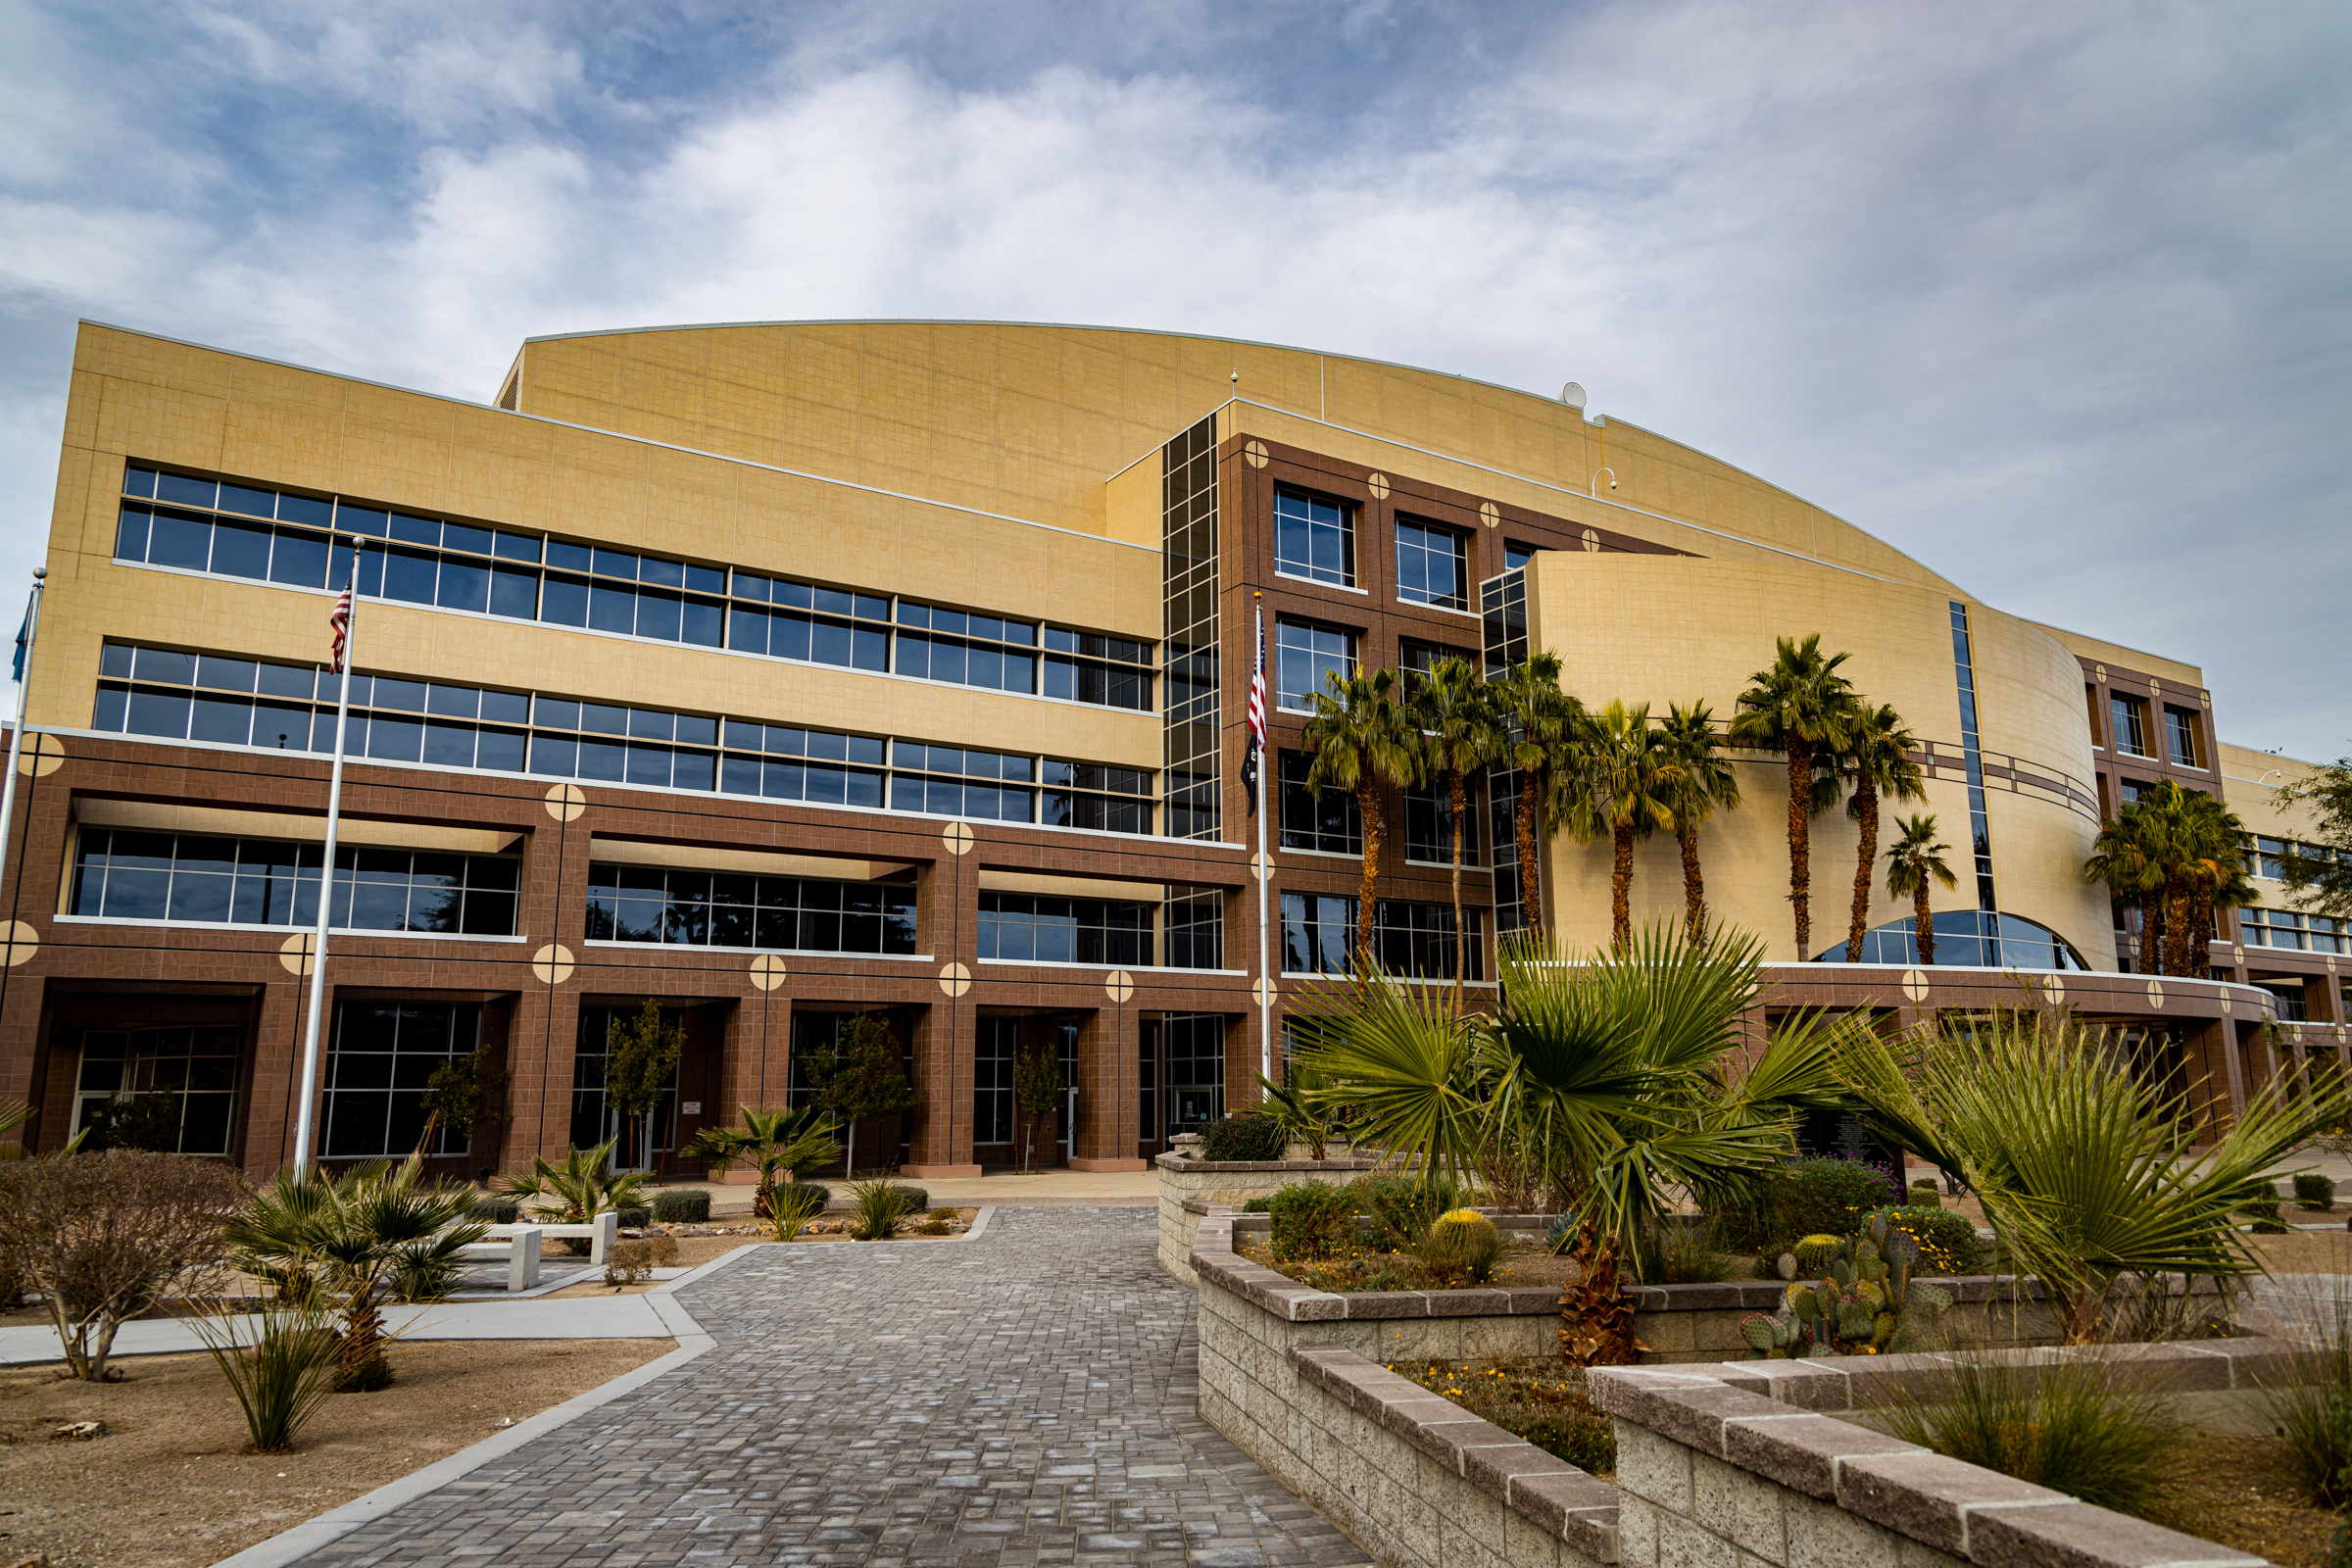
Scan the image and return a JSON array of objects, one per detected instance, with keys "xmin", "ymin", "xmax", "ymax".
[
  {"xmin": 291, "ymin": 539, "xmax": 365, "ymax": 1174},
  {"xmin": 1255, "ymin": 601, "xmax": 1273, "ymax": 1084},
  {"xmin": 0, "ymin": 569, "xmax": 49, "ymax": 894}
]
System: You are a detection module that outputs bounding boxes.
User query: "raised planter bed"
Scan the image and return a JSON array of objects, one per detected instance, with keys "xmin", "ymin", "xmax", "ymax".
[{"xmin": 1154, "ymin": 1150, "xmax": 1384, "ymax": 1283}]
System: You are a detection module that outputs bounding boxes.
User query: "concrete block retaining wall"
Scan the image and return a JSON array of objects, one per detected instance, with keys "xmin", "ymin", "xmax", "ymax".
[{"xmin": 1155, "ymin": 1152, "xmax": 1383, "ymax": 1283}]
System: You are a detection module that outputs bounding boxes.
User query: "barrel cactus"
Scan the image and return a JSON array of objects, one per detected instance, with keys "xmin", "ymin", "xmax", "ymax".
[{"xmin": 1420, "ymin": 1208, "xmax": 1502, "ymax": 1285}]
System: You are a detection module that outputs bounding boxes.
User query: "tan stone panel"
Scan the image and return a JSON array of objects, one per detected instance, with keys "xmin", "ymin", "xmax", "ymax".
[
  {"xmin": 2032, "ymin": 621, "xmax": 2207, "ymax": 691},
  {"xmin": 1103, "ymin": 458, "xmax": 1160, "ymax": 552},
  {"xmin": 75, "ymin": 798, "xmax": 512, "ymax": 854},
  {"xmin": 585, "ymin": 837, "xmax": 910, "ymax": 880}
]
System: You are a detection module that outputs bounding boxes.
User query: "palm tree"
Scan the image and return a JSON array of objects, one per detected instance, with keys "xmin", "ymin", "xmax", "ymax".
[
  {"xmin": 1657, "ymin": 703, "xmax": 1740, "ymax": 946},
  {"xmin": 1838, "ymin": 703, "xmax": 1927, "ymax": 962},
  {"xmin": 1731, "ymin": 634, "xmax": 1857, "ymax": 958},
  {"xmin": 1559, "ymin": 701, "xmax": 1685, "ymax": 950},
  {"xmin": 2084, "ymin": 798, "xmax": 2171, "ymax": 974},
  {"xmin": 1406, "ymin": 656, "xmax": 1505, "ymax": 1010},
  {"xmin": 1884, "ymin": 813, "xmax": 1959, "ymax": 964},
  {"xmin": 1485, "ymin": 654, "xmax": 1583, "ymax": 940},
  {"xmin": 2178, "ymin": 789, "xmax": 2254, "ymax": 978},
  {"xmin": 1302, "ymin": 667, "xmax": 1423, "ymax": 963},
  {"xmin": 684, "ymin": 1104, "xmax": 841, "ymax": 1225}
]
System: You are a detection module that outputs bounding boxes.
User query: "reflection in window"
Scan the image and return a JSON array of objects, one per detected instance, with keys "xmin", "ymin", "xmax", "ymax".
[
  {"xmin": 322, "ymin": 1003, "xmax": 476, "ymax": 1158},
  {"xmin": 71, "ymin": 1025, "xmax": 242, "ymax": 1155},
  {"xmin": 2163, "ymin": 706, "xmax": 2202, "ymax": 768},
  {"xmin": 1395, "ymin": 518, "xmax": 1469, "ymax": 611},
  {"xmin": 975, "ymin": 1016, "xmax": 1017, "ymax": 1145},
  {"xmin": 1276, "ymin": 618, "xmax": 1355, "ymax": 711},
  {"xmin": 978, "ymin": 893, "xmax": 1152, "ymax": 965},
  {"xmin": 70, "ymin": 830, "xmax": 519, "ymax": 935},
  {"xmin": 1280, "ymin": 892, "xmax": 1483, "ymax": 979},
  {"xmin": 584, "ymin": 864, "xmax": 916, "ymax": 954},
  {"xmin": 1274, "ymin": 488, "xmax": 1355, "ymax": 586},
  {"xmin": 2110, "ymin": 694, "xmax": 2150, "ymax": 758},
  {"xmin": 1279, "ymin": 751, "xmax": 1360, "ymax": 855},
  {"xmin": 2240, "ymin": 906, "xmax": 2344, "ymax": 954},
  {"xmin": 1405, "ymin": 783, "xmax": 1479, "ymax": 865},
  {"xmin": 570, "ymin": 1004, "xmax": 683, "ymax": 1155}
]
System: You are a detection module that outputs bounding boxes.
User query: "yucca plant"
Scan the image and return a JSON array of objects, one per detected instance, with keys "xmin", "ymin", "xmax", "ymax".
[
  {"xmin": 763, "ymin": 1182, "xmax": 827, "ymax": 1243},
  {"xmin": 224, "ymin": 1154, "xmax": 485, "ymax": 1392},
  {"xmin": 186, "ymin": 1294, "xmax": 341, "ymax": 1452},
  {"xmin": 846, "ymin": 1176, "xmax": 915, "ymax": 1241},
  {"xmin": 1865, "ymin": 1009, "xmax": 2351, "ymax": 1343}
]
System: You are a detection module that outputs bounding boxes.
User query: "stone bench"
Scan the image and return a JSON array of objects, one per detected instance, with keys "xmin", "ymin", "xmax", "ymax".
[
  {"xmin": 488, "ymin": 1209, "xmax": 619, "ymax": 1265},
  {"xmin": 456, "ymin": 1226, "xmax": 543, "ymax": 1291}
]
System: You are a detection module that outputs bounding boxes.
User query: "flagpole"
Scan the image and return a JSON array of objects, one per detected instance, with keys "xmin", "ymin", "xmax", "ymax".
[
  {"xmin": 291, "ymin": 540, "xmax": 365, "ymax": 1175},
  {"xmin": 1254, "ymin": 600, "xmax": 1272, "ymax": 1085},
  {"xmin": 0, "ymin": 569, "xmax": 48, "ymax": 898}
]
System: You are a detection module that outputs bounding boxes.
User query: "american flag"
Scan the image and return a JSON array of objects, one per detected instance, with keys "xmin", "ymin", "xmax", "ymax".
[
  {"xmin": 1242, "ymin": 612, "xmax": 1267, "ymax": 812},
  {"xmin": 328, "ymin": 588, "xmax": 352, "ymax": 674}
]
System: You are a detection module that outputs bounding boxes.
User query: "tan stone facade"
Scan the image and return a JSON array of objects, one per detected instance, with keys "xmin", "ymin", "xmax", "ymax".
[{"xmin": 1, "ymin": 318, "xmax": 2333, "ymax": 1179}]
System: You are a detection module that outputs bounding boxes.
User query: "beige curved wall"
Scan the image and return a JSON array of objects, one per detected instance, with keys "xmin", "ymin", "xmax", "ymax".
[{"xmin": 1522, "ymin": 553, "xmax": 2112, "ymax": 966}]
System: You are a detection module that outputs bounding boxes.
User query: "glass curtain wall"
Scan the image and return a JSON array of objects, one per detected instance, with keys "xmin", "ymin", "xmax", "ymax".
[{"xmin": 1162, "ymin": 417, "xmax": 1220, "ymax": 839}]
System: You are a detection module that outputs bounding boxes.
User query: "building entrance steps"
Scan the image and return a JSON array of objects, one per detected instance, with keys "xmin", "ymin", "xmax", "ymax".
[{"xmin": 210, "ymin": 1205, "xmax": 1368, "ymax": 1568}]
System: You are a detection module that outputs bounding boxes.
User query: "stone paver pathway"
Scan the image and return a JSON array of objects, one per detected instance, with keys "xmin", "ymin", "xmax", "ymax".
[{"xmin": 300, "ymin": 1205, "xmax": 1372, "ymax": 1568}]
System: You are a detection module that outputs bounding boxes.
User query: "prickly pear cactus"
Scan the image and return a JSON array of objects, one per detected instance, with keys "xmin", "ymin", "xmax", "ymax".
[{"xmin": 1744, "ymin": 1215, "xmax": 1954, "ymax": 1359}]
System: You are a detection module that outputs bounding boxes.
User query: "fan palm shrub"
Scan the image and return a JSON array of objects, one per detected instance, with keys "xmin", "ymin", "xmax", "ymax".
[
  {"xmin": 684, "ymin": 1105, "xmax": 840, "ymax": 1225},
  {"xmin": 1656, "ymin": 702, "xmax": 1740, "ymax": 945},
  {"xmin": 1853, "ymin": 1008, "xmax": 2349, "ymax": 1343},
  {"xmin": 1301, "ymin": 666, "xmax": 1423, "ymax": 961},
  {"xmin": 1837, "ymin": 703, "xmax": 1926, "ymax": 961},
  {"xmin": 1404, "ymin": 655, "xmax": 1504, "ymax": 1008},
  {"xmin": 1730, "ymin": 634, "xmax": 1856, "ymax": 957},
  {"xmin": 1256, "ymin": 1065, "xmax": 1342, "ymax": 1159},
  {"xmin": 1884, "ymin": 814, "xmax": 1959, "ymax": 964},
  {"xmin": 225, "ymin": 1153, "xmax": 485, "ymax": 1391},
  {"xmin": 501, "ymin": 1139, "xmax": 651, "ymax": 1230}
]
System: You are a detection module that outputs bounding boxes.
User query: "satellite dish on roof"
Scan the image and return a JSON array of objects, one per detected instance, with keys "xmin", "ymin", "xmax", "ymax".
[{"xmin": 1560, "ymin": 382, "xmax": 1587, "ymax": 409}]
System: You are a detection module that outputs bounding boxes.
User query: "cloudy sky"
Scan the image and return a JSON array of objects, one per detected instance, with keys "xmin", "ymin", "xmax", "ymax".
[{"xmin": 2, "ymin": 0, "xmax": 2346, "ymax": 761}]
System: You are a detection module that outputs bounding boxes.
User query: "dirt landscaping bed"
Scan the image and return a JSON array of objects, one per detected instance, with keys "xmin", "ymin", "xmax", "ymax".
[
  {"xmin": 0, "ymin": 1338, "xmax": 672, "ymax": 1568},
  {"xmin": 1235, "ymin": 1235, "xmax": 1584, "ymax": 1292}
]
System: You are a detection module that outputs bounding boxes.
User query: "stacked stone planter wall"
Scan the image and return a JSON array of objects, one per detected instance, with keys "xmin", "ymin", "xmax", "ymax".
[{"xmin": 1154, "ymin": 1151, "xmax": 1381, "ymax": 1283}]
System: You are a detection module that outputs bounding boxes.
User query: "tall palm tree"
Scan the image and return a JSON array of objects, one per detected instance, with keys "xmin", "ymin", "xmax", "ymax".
[
  {"xmin": 1884, "ymin": 813, "xmax": 1959, "ymax": 964},
  {"xmin": 1486, "ymin": 654, "xmax": 1583, "ymax": 940},
  {"xmin": 2178, "ymin": 788, "xmax": 2254, "ymax": 978},
  {"xmin": 1657, "ymin": 702, "xmax": 1740, "ymax": 946},
  {"xmin": 1405, "ymin": 656, "xmax": 1504, "ymax": 1010},
  {"xmin": 1730, "ymin": 634, "xmax": 1857, "ymax": 958},
  {"xmin": 1559, "ymin": 701, "xmax": 1685, "ymax": 950},
  {"xmin": 1838, "ymin": 704, "xmax": 1927, "ymax": 962},
  {"xmin": 1302, "ymin": 666, "xmax": 1422, "ymax": 964},
  {"xmin": 2084, "ymin": 797, "xmax": 2171, "ymax": 974}
]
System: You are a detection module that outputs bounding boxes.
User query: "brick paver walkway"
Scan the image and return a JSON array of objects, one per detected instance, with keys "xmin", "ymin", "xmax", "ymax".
[{"xmin": 301, "ymin": 1206, "xmax": 1372, "ymax": 1568}]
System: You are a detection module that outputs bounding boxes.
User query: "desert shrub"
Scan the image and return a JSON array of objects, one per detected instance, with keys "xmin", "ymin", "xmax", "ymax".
[
  {"xmin": 929, "ymin": 1206, "xmax": 956, "ymax": 1220},
  {"xmin": 652, "ymin": 1190, "xmax": 710, "ymax": 1225},
  {"xmin": 1268, "ymin": 1180, "xmax": 1359, "ymax": 1262},
  {"xmin": 1241, "ymin": 1195, "xmax": 1274, "ymax": 1214},
  {"xmin": 2241, "ymin": 1192, "xmax": 2289, "ymax": 1234},
  {"xmin": 1392, "ymin": 1358, "xmax": 1614, "ymax": 1472},
  {"xmin": 1200, "ymin": 1114, "xmax": 1287, "ymax": 1162},
  {"xmin": 1718, "ymin": 1157, "xmax": 1904, "ymax": 1250},
  {"xmin": 469, "ymin": 1198, "xmax": 520, "ymax": 1224},
  {"xmin": 1877, "ymin": 1351, "xmax": 2181, "ymax": 1520},
  {"xmin": 188, "ymin": 1295, "xmax": 341, "ymax": 1453},
  {"xmin": 602, "ymin": 1234, "xmax": 679, "ymax": 1287},
  {"xmin": 1416, "ymin": 1209, "xmax": 1501, "ymax": 1286},
  {"xmin": 612, "ymin": 1206, "xmax": 651, "ymax": 1229},
  {"xmin": 847, "ymin": 1177, "xmax": 917, "ymax": 1241},
  {"xmin": 917, "ymin": 1219, "xmax": 954, "ymax": 1236},
  {"xmin": 896, "ymin": 1186, "xmax": 929, "ymax": 1212},
  {"xmin": 2298, "ymin": 1174, "xmax": 2338, "ymax": 1211},
  {"xmin": 764, "ymin": 1184, "xmax": 825, "ymax": 1242},
  {"xmin": 1869, "ymin": 1205, "xmax": 1985, "ymax": 1275},
  {"xmin": 1906, "ymin": 1180, "xmax": 1943, "ymax": 1209},
  {"xmin": 1357, "ymin": 1173, "xmax": 1459, "ymax": 1251},
  {"xmin": 1642, "ymin": 1219, "xmax": 1735, "ymax": 1285},
  {"xmin": 792, "ymin": 1182, "xmax": 833, "ymax": 1210},
  {"xmin": 0, "ymin": 1150, "xmax": 246, "ymax": 1382},
  {"xmin": 2254, "ymin": 1290, "xmax": 2352, "ymax": 1504}
]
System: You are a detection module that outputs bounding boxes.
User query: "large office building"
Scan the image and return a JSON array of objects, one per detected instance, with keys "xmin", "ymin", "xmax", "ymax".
[{"xmin": 1, "ymin": 320, "xmax": 2342, "ymax": 1179}]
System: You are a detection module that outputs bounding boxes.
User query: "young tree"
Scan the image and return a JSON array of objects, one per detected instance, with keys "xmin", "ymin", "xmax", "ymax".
[
  {"xmin": 2277, "ymin": 759, "xmax": 2352, "ymax": 919},
  {"xmin": 808, "ymin": 1013, "xmax": 919, "ymax": 1178},
  {"xmin": 1302, "ymin": 667, "xmax": 1423, "ymax": 963},
  {"xmin": 1558, "ymin": 700, "xmax": 1684, "ymax": 951},
  {"xmin": 1885, "ymin": 813, "xmax": 1959, "ymax": 964},
  {"xmin": 1013, "ymin": 1038, "xmax": 1064, "ymax": 1175},
  {"xmin": 1405, "ymin": 656, "xmax": 1504, "ymax": 1009},
  {"xmin": 1838, "ymin": 703, "xmax": 1927, "ymax": 962},
  {"xmin": 1657, "ymin": 702, "xmax": 1740, "ymax": 946},
  {"xmin": 417, "ymin": 1043, "xmax": 511, "ymax": 1156},
  {"xmin": 1485, "ymin": 654, "xmax": 1583, "ymax": 940},
  {"xmin": 605, "ymin": 999, "xmax": 684, "ymax": 1170},
  {"xmin": 1731, "ymin": 634, "xmax": 1856, "ymax": 958}
]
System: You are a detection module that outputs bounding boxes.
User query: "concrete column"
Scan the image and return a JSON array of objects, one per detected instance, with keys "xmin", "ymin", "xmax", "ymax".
[{"xmin": 2178, "ymin": 1016, "xmax": 2241, "ymax": 1138}]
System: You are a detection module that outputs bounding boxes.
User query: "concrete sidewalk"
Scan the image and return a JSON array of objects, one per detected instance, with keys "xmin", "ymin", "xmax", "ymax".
[{"xmin": 658, "ymin": 1165, "xmax": 1160, "ymax": 1212}]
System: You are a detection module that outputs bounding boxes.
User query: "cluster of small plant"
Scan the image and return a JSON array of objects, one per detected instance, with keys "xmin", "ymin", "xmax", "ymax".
[
  {"xmin": 1390, "ymin": 1357, "xmax": 1615, "ymax": 1474},
  {"xmin": 1240, "ymin": 1177, "xmax": 1519, "ymax": 1292},
  {"xmin": 1865, "ymin": 1204, "xmax": 1984, "ymax": 1276},
  {"xmin": 603, "ymin": 1232, "xmax": 679, "ymax": 1287},
  {"xmin": 2240, "ymin": 1191, "xmax": 2291, "ymax": 1234},
  {"xmin": 1740, "ymin": 1216, "xmax": 1952, "ymax": 1357},
  {"xmin": 917, "ymin": 1206, "xmax": 959, "ymax": 1236},
  {"xmin": 2297, "ymin": 1173, "xmax": 2338, "ymax": 1212},
  {"xmin": 1905, "ymin": 1178, "xmax": 1943, "ymax": 1209},
  {"xmin": 1199, "ymin": 1113, "xmax": 1289, "ymax": 1162}
]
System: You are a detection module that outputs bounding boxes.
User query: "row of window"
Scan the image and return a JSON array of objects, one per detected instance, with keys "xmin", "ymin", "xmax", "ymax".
[
  {"xmin": 1281, "ymin": 892, "xmax": 1485, "ymax": 980},
  {"xmin": 1277, "ymin": 752, "xmax": 1480, "ymax": 864},
  {"xmin": 90, "ymin": 641, "xmax": 1154, "ymax": 834},
  {"xmin": 118, "ymin": 463, "xmax": 1152, "ymax": 710},
  {"xmin": 2239, "ymin": 906, "xmax": 2346, "ymax": 955},
  {"xmin": 2251, "ymin": 837, "xmax": 2352, "ymax": 883},
  {"xmin": 1269, "ymin": 485, "xmax": 1512, "ymax": 616},
  {"xmin": 584, "ymin": 865, "xmax": 918, "ymax": 955},
  {"xmin": 2096, "ymin": 690, "xmax": 2203, "ymax": 768},
  {"xmin": 71, "ymin": 831, "xmax": 521, "ymax": 935}
]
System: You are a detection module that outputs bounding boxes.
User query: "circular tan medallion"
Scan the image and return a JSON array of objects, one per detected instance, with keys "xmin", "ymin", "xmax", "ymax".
[
  {"xmin": 531, "ymin": 944, "xmax": 575, "ymax": 985},
  {"xmin": 277, "ymin": 932, "xmax": 315, "ymax": 976},
  {"xmin": 2093, "ymin": 664, "xmax": 2106, "ymax": 684},
  {"xmin": 938, "ymin": 961, "xmax": 971, "ymax": 998},
  {"xmin": 1582, "ymin": 527, "xmax": 1600, "ymax": 553},
  {"xmin": 1367, "ymin": 472, "xmax": 1391, "ymax": 500},
  {"xmin": 942, "ymin": 822, "xmax": 975, "ymax": 856},
  {"xmin": 1104, "ymin": 969, "xmax": 1135, "ymax": 1004},
  {"xmin": 1901, "ymin": 969, "xmax": 1931, "ymax": 1004},
  {"xmin": 1244, "ymin": 439, "xmax": 1269, "ymax": 468},
  {"xmin": 1251, "ymin": 851, "xmax": 1274, "ymax": 883},
  {"xmin": 544, "ymin": 783, "xmax": 587, "ymax": 822},
  {"xmin": 0, "ymin": 921, "xmax": 38, "ymax": 966},
  {"xmin": 2041, "ymin": 973, "xmax": 2066, "ymax": 1004},
  {"xmin": 2145, "ymin": 978, "xmax": 2165, "ymax": 1008},
  {"xmin": 1251, "ymin": 976, "xmax": 1276, "ymax": 1005},
  {"xmin": 17, "ymin": 733, "xmax": 64, "ymax": 777},
  {"xmin": 1479, "ymin": 501, "xmax": 1500, "ymax": 528},
  {"xmin": 750, "ymin": 954, "xmax": 790, "ymax": 992}
]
